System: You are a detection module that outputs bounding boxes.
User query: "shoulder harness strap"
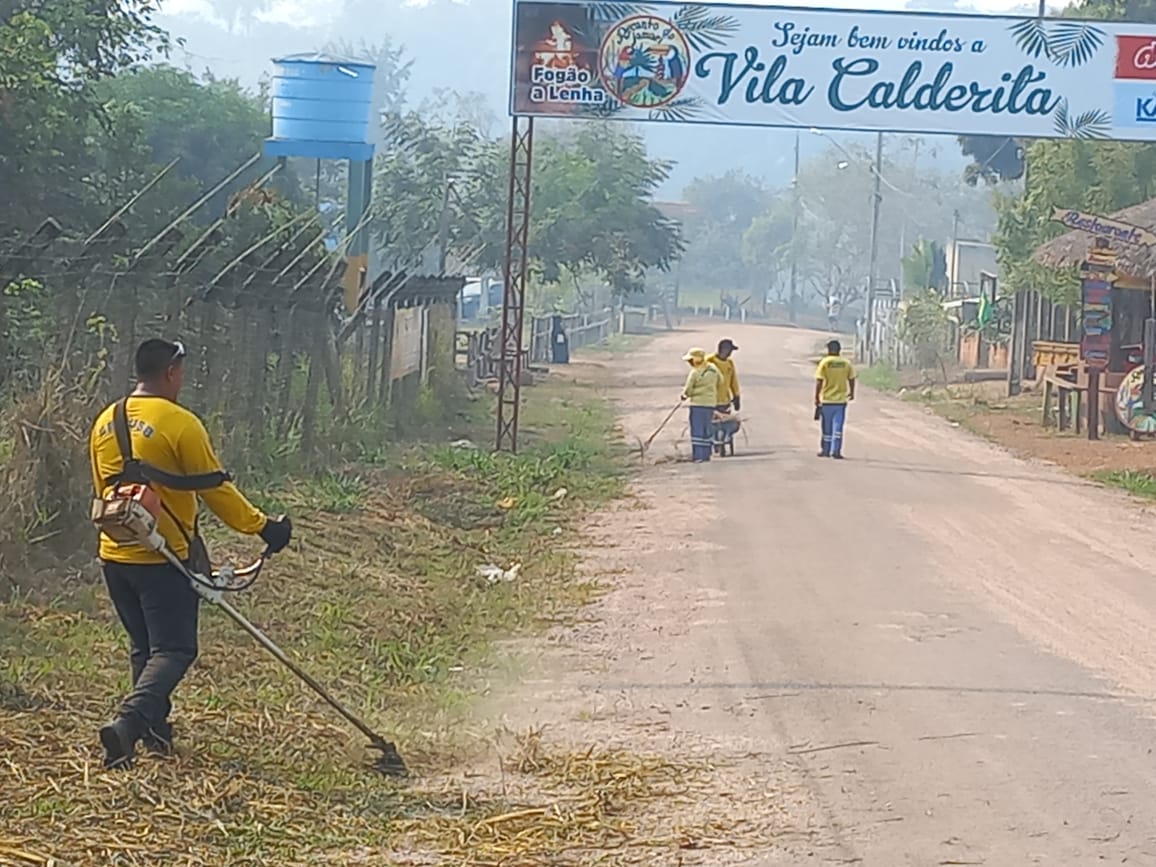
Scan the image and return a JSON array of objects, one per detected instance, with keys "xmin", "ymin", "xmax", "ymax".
[{"xmin": 106, "ymin": 397, "xmax": 233, "ymax": 492}]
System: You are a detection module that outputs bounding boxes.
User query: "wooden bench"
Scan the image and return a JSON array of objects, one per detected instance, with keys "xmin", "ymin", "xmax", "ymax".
[
  {"xmin": 1041, "ymin": 365, "xmax": 1084, "ymax": 433},
  {"xmin": 1041, "ymin": 365, "xmax": 1125, "ymax": 435}
]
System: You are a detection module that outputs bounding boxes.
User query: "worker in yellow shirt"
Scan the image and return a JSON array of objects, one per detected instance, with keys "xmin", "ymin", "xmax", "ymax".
[
  {"xmin": 681, "ymin": 347, "xmax": 721, "ymax": 462},
  {"xmin": 706, "ymin": 339, "xmax": 740, "ymax": 456},
  {"xmin": 89, "ymin": 338, "xmax": 293, "ymax": 769},
  {"xmin": 814, "ymin": 339, "xmax": 856, "ymax": 459}
]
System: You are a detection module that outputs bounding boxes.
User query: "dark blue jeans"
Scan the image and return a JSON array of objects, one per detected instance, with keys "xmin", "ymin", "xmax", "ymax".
[
  {"xmin": 103, "ymin": 560, "xmax": 199, "ymax": 733},
  {"xmin": 819, "ymin": 403, "xmax": 847, "ymax": 456}
]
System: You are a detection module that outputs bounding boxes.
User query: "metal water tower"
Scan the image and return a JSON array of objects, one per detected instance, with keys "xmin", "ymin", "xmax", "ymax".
[{"xmin": 264, "ymin": 52, "xmax": 376, "ymax": 312}]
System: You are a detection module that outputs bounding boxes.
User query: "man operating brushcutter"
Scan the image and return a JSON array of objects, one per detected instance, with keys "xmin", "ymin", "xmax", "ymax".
[{"xmin": 89, "ymin": 338, "xmax": 293, "ymax": 769}]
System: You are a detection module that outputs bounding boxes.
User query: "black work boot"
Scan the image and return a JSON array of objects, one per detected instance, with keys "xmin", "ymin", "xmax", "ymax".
[
  {"xmin": 100, "ymin": 717, "xmax": 140, "ymax": 770},
  {"xmin": 141, "ymin": 720, "xmax": 175, "ymax": 757}
]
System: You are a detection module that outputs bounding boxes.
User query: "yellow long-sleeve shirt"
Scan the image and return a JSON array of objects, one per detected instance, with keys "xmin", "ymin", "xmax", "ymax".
[
  {"xmin": 683, "ymin": 363, "xmax": 721, "ymax": 407},
  {"xmin": 90, "ymin": 395, "xmax": 266, "ymax": 564},
  {"xmin": 706, "ymin": 353, "xmax": 739, "ymax": 405}
]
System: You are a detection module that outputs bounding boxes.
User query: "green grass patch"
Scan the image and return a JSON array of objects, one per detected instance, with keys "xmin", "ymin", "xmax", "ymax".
[
  {"xmin": 858, "ymin": 362, "xmax": 902, "ymax": 392},
  {"xmin": 1092, "ymin": 469, "xmax": 1156, "ymax": 499},
  {"xmin": 584, "ymin": 331, "xmax": 654, "ymax": 355}
]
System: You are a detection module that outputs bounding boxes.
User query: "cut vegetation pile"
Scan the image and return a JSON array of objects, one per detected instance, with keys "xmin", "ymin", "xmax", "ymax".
[
  {"xmin": 0, "ymin": 382, "xmax": 635, "ymax": 865},
  {"xmin": 389, "ymin": 729, "xmax": 805, "ymax": 866}
]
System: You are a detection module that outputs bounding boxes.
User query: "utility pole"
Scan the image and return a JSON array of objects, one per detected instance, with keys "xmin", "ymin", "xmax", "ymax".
[
  {"xmin": 436, "ymin": 178, "xmax": 452, "ymax": 274},
  {"xmin": 864, "ymin": 131, "xmax": 883, "ymax": 365},
  {"xmin": 897, "ymin": 137, "xmax": 919, "ymax": 295},
  {"xmin": 789, "ymin": 130, "xmax": 800, "ymax": 323},
  {"xmin": 949, "ymin": 208, "xmax": 960, "ymax": 297}
]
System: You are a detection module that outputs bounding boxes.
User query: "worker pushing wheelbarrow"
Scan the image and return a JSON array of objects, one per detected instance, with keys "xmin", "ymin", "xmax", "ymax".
[{"xmin": 707, "ymin": 339, "xmax": 741, "ymax": 457}]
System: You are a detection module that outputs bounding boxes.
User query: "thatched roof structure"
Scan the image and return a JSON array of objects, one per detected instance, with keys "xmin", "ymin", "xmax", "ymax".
[{"xmin": 1034, "ymin": 198, "xmax": 1156, "ymax": 278}]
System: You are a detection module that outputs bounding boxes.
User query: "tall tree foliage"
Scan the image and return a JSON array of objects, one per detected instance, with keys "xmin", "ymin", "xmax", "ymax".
[
  {"xmin": 525, "ymin": 125, "xmax": 683, "ymax": 294},
  {"xmin": 0, "ymin": 0, "xmax": 170, "ymax": 229},
  {"xmin": 677, "ymin": 171, "xmax": 771, "ymax": 296},
  {"xmin": 902, "ymin": 239, "xmax": 949, "ymax": 291},
  {"xmin": 370, "ymin": 118, "xmax": 683, "ymax": 296}
]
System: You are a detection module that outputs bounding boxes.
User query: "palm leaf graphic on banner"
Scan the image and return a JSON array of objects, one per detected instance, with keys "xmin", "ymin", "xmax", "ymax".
[
  {"xmin": 1009, "ymin": 18, "xmax": 1049, "ymax": 59},
  {"xmin": 1009, "ymin": 18, "xmax": 1105, "ymax": 67},
  {"xmin": 672, "ymin": 5, "xmax": 741, "ymax": 51},
  {"xmin": 650, "ymin": 96, "xmax": 705, "ymax": 121},
  {"xmin": 579, "ymin": 94, "xmax": 707, "ymax": 121},
  {"xmin": 1046, "ymin": 21, "xmax": 1105, "ymax": 67},
  {"xmin": 1053, "ymin": 99, "xmax": 1111, "ymax": 138},
  {"xmin": 573, "ymin": 3, "xmax": 649, "ymax": 42}
]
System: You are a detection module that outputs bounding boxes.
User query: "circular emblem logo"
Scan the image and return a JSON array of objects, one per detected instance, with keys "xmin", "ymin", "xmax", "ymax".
[{"xmin": 599, "ymin": 15, "xmax": 691, "ymax": 109}]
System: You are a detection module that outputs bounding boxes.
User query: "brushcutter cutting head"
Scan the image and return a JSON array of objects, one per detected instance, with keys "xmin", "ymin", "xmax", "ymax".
[{"xmin": 368, "ymin": 737, "xmax": 408, "ymax": 777}]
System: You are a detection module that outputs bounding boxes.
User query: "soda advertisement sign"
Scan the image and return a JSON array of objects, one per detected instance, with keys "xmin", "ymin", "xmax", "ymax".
[{"xmin": 510, "ymin": 0, "xmax": 1156, "ymax": 140}]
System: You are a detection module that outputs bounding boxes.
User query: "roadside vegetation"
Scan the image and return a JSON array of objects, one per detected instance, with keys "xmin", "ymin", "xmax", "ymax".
[
  {"xmin": 856, "ymin": 362, "xmax": 902, "ymax": 393},
  {"xmin": 0, "ymin": 376, "xmax": 635, "ymax": 864}
]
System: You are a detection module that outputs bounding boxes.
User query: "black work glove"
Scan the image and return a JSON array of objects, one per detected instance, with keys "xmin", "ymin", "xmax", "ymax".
[
  {"xmin": 731, "ymin": 395, "xmax": 741, "ymax": 412},
  {"xmin": 259, "ymin": 515, "xmax": 293, "ymax": 554}
]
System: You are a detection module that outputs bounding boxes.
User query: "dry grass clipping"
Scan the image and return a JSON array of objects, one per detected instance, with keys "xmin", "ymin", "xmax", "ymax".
[{"xmin": 388, "ymin": 729, "xmax": 803, "ymax": 866}]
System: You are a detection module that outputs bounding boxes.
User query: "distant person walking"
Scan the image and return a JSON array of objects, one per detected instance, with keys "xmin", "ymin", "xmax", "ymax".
[
  {"xmin": 814, "ymin": 339, "xmax": 856, "ymax": 459},
  {"xmin": 826, "ymin": 293, "xmax": 842, "ymax": 332},
  {"xmin": 681, "ymin": 348, "xmax": 721, "ymax": 463}
]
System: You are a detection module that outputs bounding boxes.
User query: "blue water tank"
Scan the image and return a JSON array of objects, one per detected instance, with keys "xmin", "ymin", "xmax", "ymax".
[{"xmin": 264, "ymin": 52, "xmax": 376, "ymax": 162}]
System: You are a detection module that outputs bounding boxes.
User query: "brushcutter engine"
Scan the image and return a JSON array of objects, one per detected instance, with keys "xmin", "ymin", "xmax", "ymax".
[{"xmin": 90, "ymin": 484, "xmax": 165, "ymax": 550}]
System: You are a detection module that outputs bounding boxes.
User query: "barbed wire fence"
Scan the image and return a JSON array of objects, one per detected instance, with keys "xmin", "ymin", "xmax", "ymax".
[{"xmin": 0, "ymin": 154, "xmax": 458, "ymax": 581}]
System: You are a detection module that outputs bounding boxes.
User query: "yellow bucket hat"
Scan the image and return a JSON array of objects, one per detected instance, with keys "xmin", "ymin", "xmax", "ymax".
[{"xmin": 682, "ymin": 347, "xmax": 706, "ymax": 363}]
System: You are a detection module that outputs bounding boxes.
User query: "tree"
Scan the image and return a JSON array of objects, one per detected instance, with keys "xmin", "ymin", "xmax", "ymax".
[
  {"xmin": 93, "ymin": 67, "xmax": 275, "ymax": 201},
  {"xmin": 768, "ymin": 143, "xmax": 995, "ymax": 309},
  {"xmin": 677, "ymin": 170, "xmax": 771, "ymax": 296},
  {"xmin": 899, "ymin": 289, "xmax": 954, "ymax": 382},
  {"xmin": 957, "ymin": 136, "xmax": 1026, "ymax": 186},
  {"xmin": 417, "ymin": 88, "xmax": 499, "ymax": 139},
  {"xmin": 0, "ymin": 0, "xmax": 170, "ymax": 229},
  {"xmin": 371, "ymin": 110, "xmax": 491, "ymax": 272},
  {"xmin": 741, "ymin": 207, "xmax": 793, "ymax": 300},
  {"xmin": 902, "ymin": 240, "xmax": 948, "ymax": 291},
  {"xmin": 524, "ymin": 125, "xmax": 683, "ymax": 295}
]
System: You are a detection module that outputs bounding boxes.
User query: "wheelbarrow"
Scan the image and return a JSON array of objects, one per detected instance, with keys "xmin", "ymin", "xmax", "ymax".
[{"xmin": 712, "ymin": 408, "xmax": 741, "ymax": 457}]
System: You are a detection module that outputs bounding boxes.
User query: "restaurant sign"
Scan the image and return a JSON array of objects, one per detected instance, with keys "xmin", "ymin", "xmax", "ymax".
[{"xmin": 1051, "ymin": 207, "xmax": 1156, "ymax": 246}]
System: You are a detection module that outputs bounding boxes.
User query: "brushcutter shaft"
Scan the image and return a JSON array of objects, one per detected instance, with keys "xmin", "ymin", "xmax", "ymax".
[
  {"xmin": 212, "ymin": 595, "xmax": 383, "ymax": 744},
  {"xmin": 155, "ymin": 546, "xmax": 403, "ymax": 771}
]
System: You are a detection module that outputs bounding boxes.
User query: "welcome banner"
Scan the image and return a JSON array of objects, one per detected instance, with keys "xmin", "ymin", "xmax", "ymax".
[{"xmin": 509, "ymin": 0, "xmax": 1156, "ymax": 140}]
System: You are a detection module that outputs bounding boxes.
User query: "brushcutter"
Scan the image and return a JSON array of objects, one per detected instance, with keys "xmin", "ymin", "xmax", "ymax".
[{"xmin": 92, "ymin": 494, "xmax": 407, "ymax": 777}]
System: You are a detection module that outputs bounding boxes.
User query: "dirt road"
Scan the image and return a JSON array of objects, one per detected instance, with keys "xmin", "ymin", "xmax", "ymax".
[{"xmin": 511, "ymin": 322, "xmax": 1156, "ymax": 865}]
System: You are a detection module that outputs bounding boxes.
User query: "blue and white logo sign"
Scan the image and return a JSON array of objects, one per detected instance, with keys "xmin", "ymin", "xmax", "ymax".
[
  {"xmin": 510, "ymin": 0, "xmax": 1156, "ymax": 141},
  {"xmin": 1114, "ymin": 82, "xmax": 1156, "ymax": 127}
]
